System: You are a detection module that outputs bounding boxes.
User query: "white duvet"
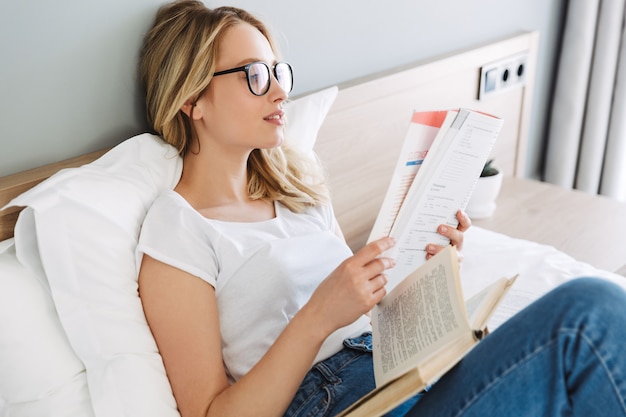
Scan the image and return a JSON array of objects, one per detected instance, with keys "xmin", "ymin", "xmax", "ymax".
[{"xmin": 462, "ymin": 226, "xmax": 626, "ymax": 330}]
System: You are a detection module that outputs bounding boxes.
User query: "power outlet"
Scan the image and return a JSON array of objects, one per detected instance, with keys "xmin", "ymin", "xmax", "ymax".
[{"xmin": 478, "ymin": 52, "xmax": 528, "ymax": 100}]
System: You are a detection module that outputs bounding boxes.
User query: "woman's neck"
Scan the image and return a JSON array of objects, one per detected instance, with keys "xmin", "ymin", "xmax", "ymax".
[
  {"xmin": 175, "ymin": 148, "xmax": 249, "ymax": 208},
  {"xmin": 175, "ymin": 152, "xmax": 276, "ymax": 222}
]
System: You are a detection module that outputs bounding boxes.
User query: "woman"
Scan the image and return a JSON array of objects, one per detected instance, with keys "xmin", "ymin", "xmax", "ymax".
[{"xmin": 136, "ymin": 2, "xmax": 626, "ymax": 417}]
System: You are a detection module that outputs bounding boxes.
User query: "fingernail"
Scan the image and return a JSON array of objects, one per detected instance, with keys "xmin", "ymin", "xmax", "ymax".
[{"xmin": 440, "ymin": 226, "xmax": 447, "ymax": 233}]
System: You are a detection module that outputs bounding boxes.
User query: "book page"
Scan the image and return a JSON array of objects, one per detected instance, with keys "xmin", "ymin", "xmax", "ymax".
[
  {"xmin": 465, "ymin": 275, "xmax": 517, "ymax": 330},
  {"xmin": 372, "ymin": 246, "xmax": 469, "ymax": 386},
  {"xmin": 486, "ymin": 286, "xmax": 537, "ymax": 330},
  {"xmin": 368, "ymin": 110, "xmax": 457, "ymax": 242},
  {"xmin": 386, "ymin": 110, "xmax": 503, "ymax": 290}
]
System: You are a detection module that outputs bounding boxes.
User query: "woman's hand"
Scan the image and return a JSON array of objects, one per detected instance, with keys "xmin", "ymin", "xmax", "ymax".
[
  {"xmin": 304, "ymin": 237, "xmax": 396, "ymax": 336},
  {"xmin": 425, "ymin": 210, "xmax": 471, "ymax": 262}
]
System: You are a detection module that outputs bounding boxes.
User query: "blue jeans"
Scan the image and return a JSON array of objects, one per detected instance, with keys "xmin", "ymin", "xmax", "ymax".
[
  {"xmin": 283, "ymin": 332, "xmax": 420, "ymax": 417},
  {"xmin": 285, "ymin": 277, "xmax": 626, "ymax": 417}
]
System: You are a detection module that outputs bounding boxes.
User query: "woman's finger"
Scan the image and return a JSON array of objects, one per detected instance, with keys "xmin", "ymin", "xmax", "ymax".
[
  {"xmin": 456, "ymin": 210, "xmax": 472, "ymax": 232},
  {"xmin": 425, "ymin": 243, "xmax": 464, "ymax": 263},
  {"xmin": 353, "ymin": 237, "xmax": 396, "ymax": 264}
]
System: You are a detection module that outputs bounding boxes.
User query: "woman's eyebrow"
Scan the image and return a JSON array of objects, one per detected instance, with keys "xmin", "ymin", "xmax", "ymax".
[{"xmin": 231, "ymin": 58, "xmax": 278, "ymax": 67}]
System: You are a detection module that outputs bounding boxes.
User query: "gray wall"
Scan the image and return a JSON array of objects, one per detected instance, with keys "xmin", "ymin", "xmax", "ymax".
[{"xmin": 0, "ymin": 0, "xmax": 566, "ymax": 178}]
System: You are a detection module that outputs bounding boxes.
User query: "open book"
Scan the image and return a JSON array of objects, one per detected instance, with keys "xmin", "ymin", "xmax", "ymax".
[
  {"xmin": 368, "ymin": 109, "xmax": 504, "ymax": 290},
  {"xmin": 337, "ymin": 246, "xmax": 517, "ymax": 417}
]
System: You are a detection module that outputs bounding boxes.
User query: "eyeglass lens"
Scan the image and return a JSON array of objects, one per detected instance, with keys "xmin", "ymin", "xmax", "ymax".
[
  {"xmin": 248, "ymin": 63, "xmax": 270, "ymax": 95},
  {"xmin": 274, "ymin": 63, "xmax": 293, "ymax": 93},
  {"xmin": 247, "ymin": 62, "xmax": 293, "ymax": 95}
]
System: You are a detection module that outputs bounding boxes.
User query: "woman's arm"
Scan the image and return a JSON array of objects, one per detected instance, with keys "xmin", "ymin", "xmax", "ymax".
[{"xmin": 138, "ymin": 236, "xmax": 395, "ymax": 417}]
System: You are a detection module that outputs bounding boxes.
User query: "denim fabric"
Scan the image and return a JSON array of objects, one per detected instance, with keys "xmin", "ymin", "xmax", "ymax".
[
  {"xmin": 404, "ymin": 277, "xmax": 626, "ymax": 416},
  {"xmin": 284, "ymin": 332, "xmax": 421, "ymax": 417}
]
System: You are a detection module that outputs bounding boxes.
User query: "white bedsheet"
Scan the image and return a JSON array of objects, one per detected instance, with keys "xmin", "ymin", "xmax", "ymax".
[{"xmin": 462, "ymin": 226, "xmax": 626, "ymax": 330}]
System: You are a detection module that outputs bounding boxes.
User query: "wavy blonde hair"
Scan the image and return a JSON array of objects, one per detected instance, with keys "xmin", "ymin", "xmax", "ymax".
[{"xmin": 139, "ymin": 0, "xmax": 329, "ymax": 212}]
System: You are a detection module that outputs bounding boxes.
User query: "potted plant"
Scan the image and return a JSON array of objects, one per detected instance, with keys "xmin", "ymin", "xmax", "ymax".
[{"xmin": 465, "ymin": 159, "xmax": 503, "ymax": 219}]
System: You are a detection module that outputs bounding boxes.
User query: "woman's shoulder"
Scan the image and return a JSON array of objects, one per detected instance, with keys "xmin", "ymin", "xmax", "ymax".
[
  {"xmin": 148, "ymin": 189, "xmax": 193, "ymax": 216},
  {"xmin": 137, "ymin": 190, "xmax": 219, "ymax": 286},
  {"xmin": 143, "ymin": 190, "xmax": 200, "ymax": 232}
]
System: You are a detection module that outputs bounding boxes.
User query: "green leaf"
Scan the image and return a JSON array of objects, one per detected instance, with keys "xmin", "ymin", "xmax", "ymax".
[{"xmin": 481, "ymin": 159, "xmax": 499, "ymax": 177}]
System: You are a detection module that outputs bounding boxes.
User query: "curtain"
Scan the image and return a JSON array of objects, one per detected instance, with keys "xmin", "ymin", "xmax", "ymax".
[{"xmin": 544, "ymin": 0, "xmax": 626, "ymax": 201}]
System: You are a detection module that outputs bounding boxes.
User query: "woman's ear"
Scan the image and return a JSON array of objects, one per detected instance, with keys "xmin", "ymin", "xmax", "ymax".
[{"xmin": 181, "ymin": 99, "xmax": 196, "ymax": 118}]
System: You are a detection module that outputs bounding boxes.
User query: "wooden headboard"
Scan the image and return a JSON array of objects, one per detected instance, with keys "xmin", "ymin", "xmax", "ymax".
[
  {"xmin": 315, "ymin": 31, "xmax": 537, "ymax": 251},
  {"xmin": 0, "ymin": 31, "xmax": 538, "ymax": 246}
]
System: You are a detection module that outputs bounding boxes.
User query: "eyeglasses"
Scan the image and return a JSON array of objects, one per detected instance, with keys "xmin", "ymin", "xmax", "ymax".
[{"xmin": 212, "ymin": 61, "xmax": 293, "ymax": 96}]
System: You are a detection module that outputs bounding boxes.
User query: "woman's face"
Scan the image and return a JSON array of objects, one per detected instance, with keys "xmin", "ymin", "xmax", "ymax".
[{"xmin": 191, "ymin": 22, "xmax": 288, "ymax": 153}]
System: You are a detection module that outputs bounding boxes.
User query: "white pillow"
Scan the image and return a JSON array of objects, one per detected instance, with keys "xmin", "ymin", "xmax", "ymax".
[
  {"xmin": 5, "ymin": 86, "xmax": 338, "ymax": 417},
  {"xmin": 10, "ymin": 135, "xmax": 183, "ymax": 417},
  {"xmin": 284, "ymin": 86, "xmax": 338, "ymax": 156},
  {"xmin": 0, "ymin": 238, "xmax": 94, "ymax": 417}
]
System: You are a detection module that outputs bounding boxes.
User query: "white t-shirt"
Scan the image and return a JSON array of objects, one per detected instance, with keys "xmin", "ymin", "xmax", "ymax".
[{"xmin": 136, "ymin": 190, "xmax": 371, "ymax": 382}]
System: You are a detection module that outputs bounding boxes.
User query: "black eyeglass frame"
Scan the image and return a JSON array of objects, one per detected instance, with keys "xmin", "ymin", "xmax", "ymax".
[{"xmin": 212, "ymin": 61, "xmax": 293, "ymax": 96}]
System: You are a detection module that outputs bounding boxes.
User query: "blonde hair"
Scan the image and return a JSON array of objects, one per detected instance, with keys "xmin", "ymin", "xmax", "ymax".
[{"xmin": 139, "ymin": 0, "xmax": 329, "ymax": 212}]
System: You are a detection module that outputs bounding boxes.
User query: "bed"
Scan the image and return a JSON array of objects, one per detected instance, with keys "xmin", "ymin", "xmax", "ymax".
[{"xmin": 1, "ymin": 30, "xmax": 625, "ymax": 417}]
